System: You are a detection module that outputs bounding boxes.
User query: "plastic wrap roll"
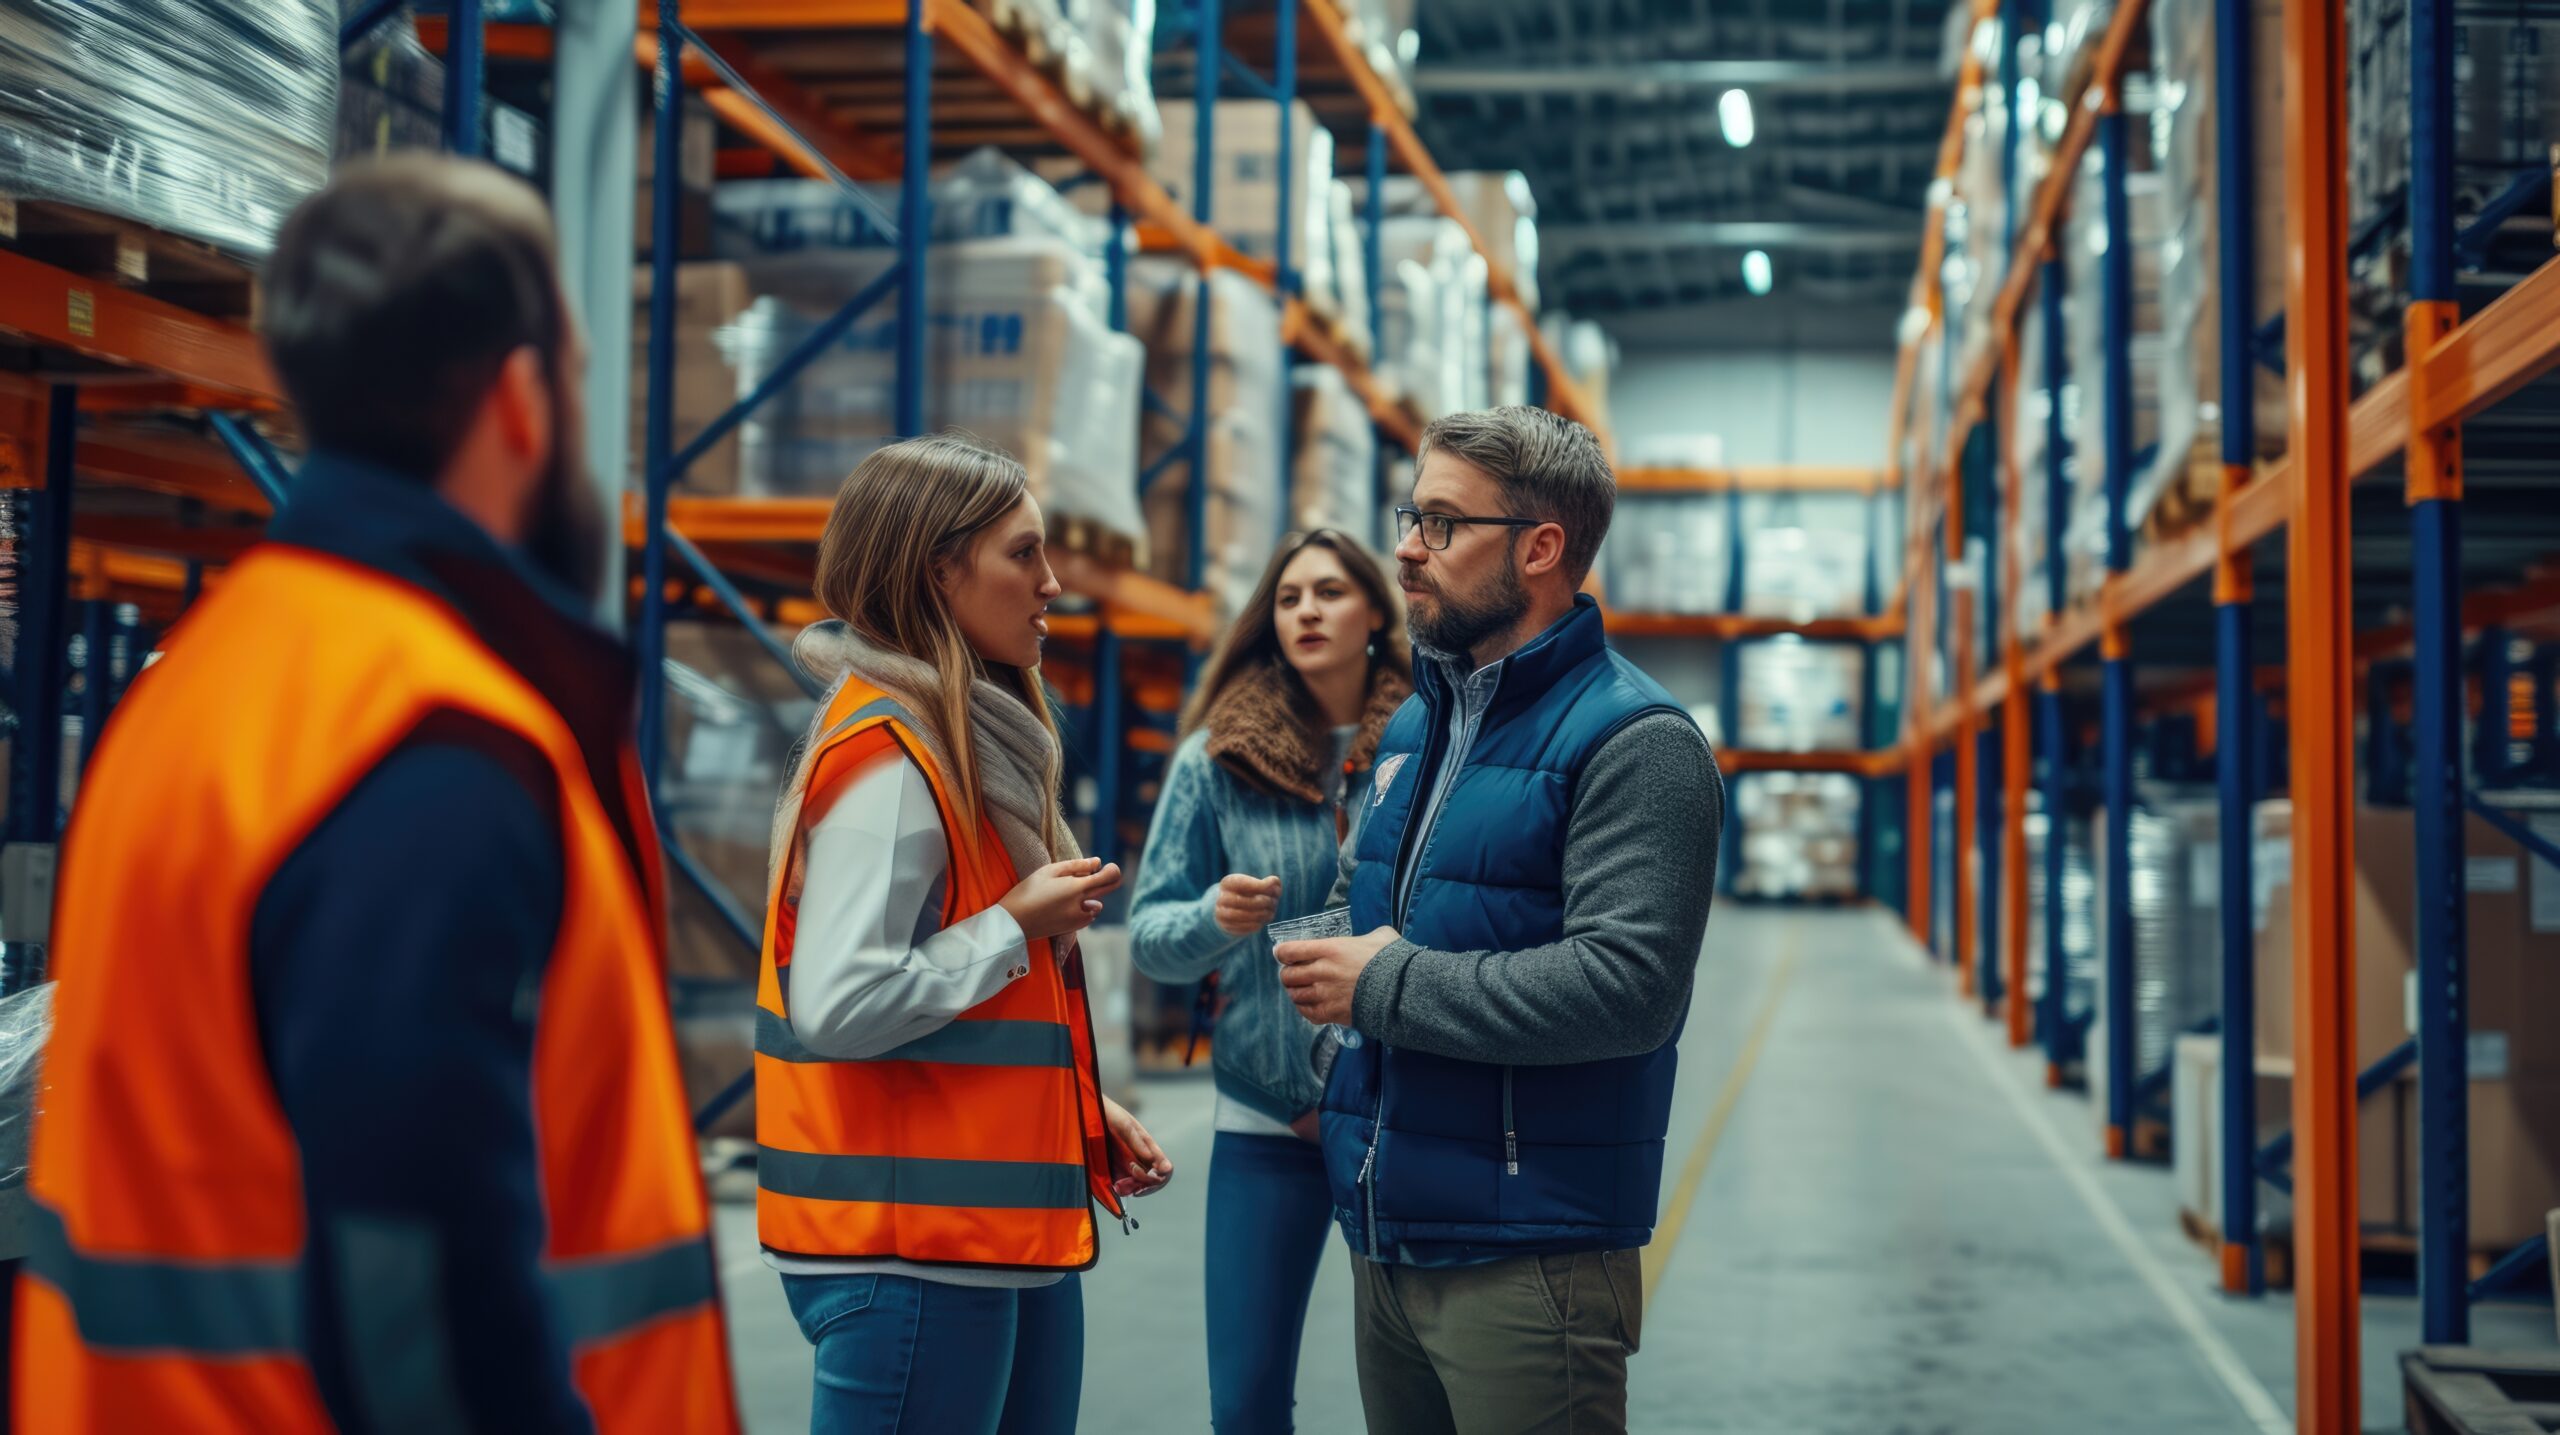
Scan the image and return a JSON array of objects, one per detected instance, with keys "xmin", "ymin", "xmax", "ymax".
[{"xmin": 0, "ymin": 0, "xmax": 337, "ymax": 256}]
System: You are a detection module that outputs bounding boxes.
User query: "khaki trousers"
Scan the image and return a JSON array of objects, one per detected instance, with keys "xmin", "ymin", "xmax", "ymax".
[{"xmin": 1351, "ymin": 1249, "xmax": 1644, "ymax": 1435}]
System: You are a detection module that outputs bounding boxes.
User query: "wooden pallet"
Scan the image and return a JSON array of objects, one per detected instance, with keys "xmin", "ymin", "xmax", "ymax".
[
  {"xmin": 0, "ymin": 198, "xmax": 257, "ymax": 324},
  {"xmin": 2180, "ymin": 1206, "xmax": 2523, "ymax": 1292},
  {"xmin": 2405, "ymin": 1347, "xmax": 2560, "ymax": 1435}
]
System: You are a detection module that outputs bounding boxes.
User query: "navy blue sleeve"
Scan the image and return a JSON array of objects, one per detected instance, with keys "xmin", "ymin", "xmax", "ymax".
[{"xmin": 250, "ymin": 723, "xmax": 593, "ymax": 1435}]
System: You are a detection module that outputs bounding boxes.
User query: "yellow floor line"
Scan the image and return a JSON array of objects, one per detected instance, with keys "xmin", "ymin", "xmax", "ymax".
[{"xmin": 1641, "ymin": 931, "xmax": 1806, "ymax": 1300}]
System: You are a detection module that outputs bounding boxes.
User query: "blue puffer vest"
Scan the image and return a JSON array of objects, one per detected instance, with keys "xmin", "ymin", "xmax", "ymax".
[{"xmin": 1323, "ymin": 596, "xmax": 1692, "ymax": 1264}]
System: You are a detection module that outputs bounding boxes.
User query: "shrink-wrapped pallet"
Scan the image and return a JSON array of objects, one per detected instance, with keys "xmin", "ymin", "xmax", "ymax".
[{"xmin": 0, "ymin": 0, "xmax": 336, "ymax": 255}]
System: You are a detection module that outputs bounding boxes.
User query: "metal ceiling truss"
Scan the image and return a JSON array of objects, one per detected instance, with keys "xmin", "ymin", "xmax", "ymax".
[{"xmin": 1415, "ymin": 0, "xmax": 1954, "ymax": 316}]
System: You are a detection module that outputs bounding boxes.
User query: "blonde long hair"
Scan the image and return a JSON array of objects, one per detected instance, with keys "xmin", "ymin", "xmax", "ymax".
[{"xmin": 801, "ymin": 434, "xmax": 1064, "ymax": 857}]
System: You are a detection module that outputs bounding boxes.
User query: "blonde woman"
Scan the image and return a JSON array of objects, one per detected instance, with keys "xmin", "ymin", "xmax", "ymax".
[{"xmin": 752, "ymin": 433, "xmax": 1172, "ymax": 1435}]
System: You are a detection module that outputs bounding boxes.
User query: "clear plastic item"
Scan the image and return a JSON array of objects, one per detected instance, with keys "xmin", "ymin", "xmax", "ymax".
[
  {"xmin": 1268, "ymin": 907, "xmax": 1360, "ymax": 1055},
  {"xmin": 0, "ymin": 981, "xmax": 55, "ymax": 1197},
  {"xmin": 0, "ymin": 0, "xmax": 337, "ymax": 256}
]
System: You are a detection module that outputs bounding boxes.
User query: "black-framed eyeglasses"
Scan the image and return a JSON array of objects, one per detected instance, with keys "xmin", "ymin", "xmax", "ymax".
[{"xmin": 1393, "ymin": 505, "xmax": 1542, "ymax": 552}]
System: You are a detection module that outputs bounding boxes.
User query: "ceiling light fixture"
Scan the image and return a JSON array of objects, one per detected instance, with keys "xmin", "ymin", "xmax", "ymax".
[
  {"xmin": 1742, "ymin": 249, "xmax": 1773, "ymax": 296},
  {"xmin": 1718, "ymin": 88, "xmax": 1755, "ymax": 148}
]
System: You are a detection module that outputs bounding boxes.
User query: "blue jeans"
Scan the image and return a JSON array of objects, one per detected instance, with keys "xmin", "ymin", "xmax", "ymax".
[
  {"xmin": 780, "ymin": 1271, "xmax": 1083, "ymax": 1435},
  {"xmin": 1204, "ymin": 1130, "xmax": 1336, "ymax": 1434}
]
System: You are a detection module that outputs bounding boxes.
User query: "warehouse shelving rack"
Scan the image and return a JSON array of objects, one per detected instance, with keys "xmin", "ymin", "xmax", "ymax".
[
  {"xmin": 1597, "ymin": 463, "xmax": 1910, "ymax": 901},
  {"xmin": 0, "ymin": 0, "xmax": 487, "ymax": 882},
  {"xmin": 1886, "ymin": 0, "xmax": 2560, "ymax": 1422},
  {"xmin": 623, "ymin": 0, "xmax": 1604, "ymax": 892}
]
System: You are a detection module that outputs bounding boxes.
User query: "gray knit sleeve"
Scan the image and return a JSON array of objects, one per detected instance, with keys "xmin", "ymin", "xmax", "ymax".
[{"xmin": 1348, "ymin": 712, "xmax": 1724, "ymax": 1065}]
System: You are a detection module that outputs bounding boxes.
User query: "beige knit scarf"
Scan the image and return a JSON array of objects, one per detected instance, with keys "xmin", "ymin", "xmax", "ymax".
[{"xmin": 770, "ymin": 619, "xmax": 1079, "ymax": 900}]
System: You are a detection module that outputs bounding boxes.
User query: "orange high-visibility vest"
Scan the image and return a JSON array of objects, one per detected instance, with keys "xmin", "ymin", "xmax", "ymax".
[
  {"xmin": 14, "ymin": 545, "xmax": 741, "ymax": 1434},
  {"xmin": 755, "ymin": 676, "xmax": 1124, "ymax": 1270}
]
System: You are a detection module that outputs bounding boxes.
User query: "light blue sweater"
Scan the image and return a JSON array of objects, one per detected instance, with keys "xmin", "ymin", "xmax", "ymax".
[{"xmin": 1129, "ymin": 728, "xmax": 1373, "ymax": 1124}]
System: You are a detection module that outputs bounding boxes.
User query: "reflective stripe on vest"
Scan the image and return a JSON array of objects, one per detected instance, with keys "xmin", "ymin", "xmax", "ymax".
[
  {"xmin": 753, "ymin": 676, "xmax": 1118, "ymax": 1269},
  {"xmin": 753, "ymin": 1009, "xmax": 1075, "ymax": 1068},
  {"xmin": 24, "ymin": 1201, "xmax": 717, "ymax": 1358}
]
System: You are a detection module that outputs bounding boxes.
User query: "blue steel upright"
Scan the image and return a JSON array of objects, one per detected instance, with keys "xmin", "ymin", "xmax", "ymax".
[
  {"xmin": 2042, "ymin": 260, "xmax": 2068, "ymax": 622},
  {"xmin": 636, "ymin": 2, "xmax": 685, "ymax": 799},
  {"xmin": 2037, "ymin": 258, "xmax": 2069, "ymax": 1063},
  {"xmin": 7, "ymin": 386, "xmax": 75, "ymax": 848},
  {"xmin": 2097, "ymin": 101, "xmax": 2136, "ymax": 1154},
  {"xmin": 1366, "ymin": 123, "xmax": 1388, "ymax": 527},
  {"xmin": 1272, "ymin": 0, "xmax": 1298, "ymax": 512},
  {"xmin": 2212, "ymin": 0, "xmax": 2264, "ymax": 1295},
  {"xmin": 2408, "ymin": 0, "xmax": 2471, "ymax": 1344},
  {"xmin": 441, "ymin": 0, "xmax": 484, "ymax": 158},
  {"xmin": 1183, "ymin": 0, "xmax": 1222, "ymax": 591},
  {"xmin": 1094, "ymin": 203, "xmax": 1133, "ymax": 871},
  {"xmin": 896, "ymin": 0, "xmax": 933, "ymax": 439}
]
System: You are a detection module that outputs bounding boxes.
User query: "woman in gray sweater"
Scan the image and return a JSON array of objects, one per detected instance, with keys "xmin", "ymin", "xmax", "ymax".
[{"xmin": 1130, "ymin": 529, "xmax": 1410, "ymax": 1433}]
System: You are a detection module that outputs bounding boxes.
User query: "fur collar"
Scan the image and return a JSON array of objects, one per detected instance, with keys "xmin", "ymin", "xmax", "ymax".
[{"xmin": 1203, "ymin": 660, "xmax": 1412, "ymax": 806}]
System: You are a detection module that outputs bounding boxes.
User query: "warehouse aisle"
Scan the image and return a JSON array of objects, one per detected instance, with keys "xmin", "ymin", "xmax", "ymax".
[
  {"xmin": 1631, "ymin": 908, "xmax": 2288, "ymax": 1434},
  {"xmin": 715, "ymin": 906, "xmax": 2545, "ymax": 1431}
]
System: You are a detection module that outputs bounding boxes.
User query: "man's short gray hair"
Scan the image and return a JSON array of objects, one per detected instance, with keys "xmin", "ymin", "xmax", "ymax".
[{"xmin": 1416, "ymin": 406, "xmax": 1615, "ymax": 584}]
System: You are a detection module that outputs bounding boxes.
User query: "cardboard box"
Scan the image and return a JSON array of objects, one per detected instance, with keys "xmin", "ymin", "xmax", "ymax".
[
  {"xmin": 637, "ymin": 94, "xmax": 716, "ymax": 260},
  {"xmin": 2254, "ymin": 803, "xmax": 2560, "ymax": 1079},
  {"xmin": 630, "ymin": 262, "xmax": 753, "ymax": 495},
  {"xmin": 2405, "ymin": 1075, "xmax": 2560, "ymax": 1249},
  {"xmin": 1152, "ymin": 99, "xmax": 1329, "ymax": 265},
  {"xmin": 2180, "ymin": 1035, "xmax": 2414, "ymax": 1236},
  {"xmin": 2256, "ymin": 800, "xmax": 2560, "ymax": 1247}
]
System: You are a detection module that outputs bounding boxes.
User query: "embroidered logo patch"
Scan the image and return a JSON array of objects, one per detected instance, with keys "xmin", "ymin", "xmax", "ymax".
[{"xmin": 1371, "ymin": 752, "xmax": 1409, "ymax": 807}]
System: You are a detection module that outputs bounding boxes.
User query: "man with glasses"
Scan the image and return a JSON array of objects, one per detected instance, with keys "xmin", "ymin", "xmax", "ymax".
[{"xmin": 1276, "ymin": 406, "xmax": 1725, "ymax": 1434}]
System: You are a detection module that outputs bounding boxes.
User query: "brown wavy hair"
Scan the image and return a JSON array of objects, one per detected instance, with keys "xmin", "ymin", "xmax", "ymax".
[{"xmin": 1179, "ymin": 529, "xmax": 1411, "ymax": 739}]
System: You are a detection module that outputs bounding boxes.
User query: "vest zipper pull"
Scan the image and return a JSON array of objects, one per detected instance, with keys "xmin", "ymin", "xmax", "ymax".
[
  {"xmin": 1120, "ymin": 1211, "xmax": 1140, "ymax": 1236},
  {"xmin": 1505, "ymin": 1130, "xmax": 1519, "ymax": 1176}
]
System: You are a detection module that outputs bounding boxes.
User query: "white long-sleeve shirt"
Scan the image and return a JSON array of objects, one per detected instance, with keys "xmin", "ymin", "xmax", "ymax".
[{"xmin": 762, "ymin": 754, "xmax": 1063, "ymax": 1288}]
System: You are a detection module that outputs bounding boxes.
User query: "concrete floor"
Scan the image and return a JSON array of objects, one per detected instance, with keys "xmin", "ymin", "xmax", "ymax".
[{"xmin": 714, "ymin": 906, "xmax": 2556, "ymax": 1433}]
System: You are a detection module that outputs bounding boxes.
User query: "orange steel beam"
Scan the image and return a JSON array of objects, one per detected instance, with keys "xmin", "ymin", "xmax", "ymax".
[
  {"xmin": 2281, "ymin": 0, "xmax": 2359, "ymax": 1425},
  {"xmin": 647, "ymin": 0, "xmax": 906, "ymax": 26},
  {"xmin": 2415, "ymin": 253, "xmax": 2560, "ymax": 429},
  {"xmin": 655, "ymin": 30, "xmax": 907, "ymax": 182},
  {"xmin": 412, "ymin": 16, "xmax": 556, "ymax": 59},
  {"xmin": 0, "ymin": 246, "xmax": 276, "ymax": 401},
  {"xmin": 73, "ymin": 513, "xmax": 259, "ymax": 564}
]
